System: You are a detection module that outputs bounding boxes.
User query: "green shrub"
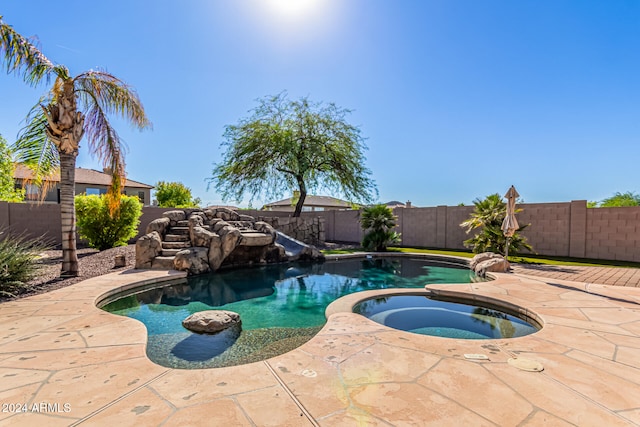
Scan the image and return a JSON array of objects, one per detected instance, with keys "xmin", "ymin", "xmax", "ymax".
[
  {"xmin": 75, "ymin": 194, "xmax": 142, "ymax": 250},
  {"xmin": 0, "ymin": 231, "xmax": 50, "ymax": 297},
  {"xmin": 360, "ymin": 204, "xmax": 401, "ymax": 251}
]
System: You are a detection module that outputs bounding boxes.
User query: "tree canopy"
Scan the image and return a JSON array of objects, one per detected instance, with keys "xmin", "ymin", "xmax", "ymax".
[
  {"xmin": 590, "ymin": 191, "xmax": 640, "ymax": 207},
  {"xmin": 208, "ymin": 93, "xmax": 377, "ymax": 216},
  {"xmin": 0, "ymin": 133, "xmax": 24, "ymax": 202},
  {"xmin": 154, "ymin": 181, "xmax": 201, "ymax": 208}
]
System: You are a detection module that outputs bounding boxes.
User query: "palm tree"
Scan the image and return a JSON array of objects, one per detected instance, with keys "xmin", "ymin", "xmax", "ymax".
[
  {"xmin": 1, "ymin": 16, "xmax": 151, "ymax": 276},
  {"xmin": 460, "ymin": 194, "xmax": 533, "ymax": 257},
  {"xmin": 360, "ymin": 204, "xmax": 401, "ymax": 252}
]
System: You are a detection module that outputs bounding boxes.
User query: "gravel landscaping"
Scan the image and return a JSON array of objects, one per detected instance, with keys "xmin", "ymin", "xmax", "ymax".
[{"xmin": 0, "ymin": 244, "xmax": 136, "ymax": 302}]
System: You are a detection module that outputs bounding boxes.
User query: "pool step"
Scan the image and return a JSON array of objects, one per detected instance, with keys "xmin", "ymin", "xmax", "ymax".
[
  {"xmin": 161, "ymin": 249, "xmax": 182, "ymax": 257},
  {"xmin": 170, "ymin": 226, "xmax": 189, "ymax": 235},
  {"xmin": 165, "ymin": 234, "xmax": 190, "ymax": 242},
  {"xmin": 162, "ymin": 241, "xmax": 191, "ymax": 250},
  {"xmin": 168, "ymin": 225, "xmax": 210, "ymax": 236},
  {"xmin": 151, "ymin": 256, "xmax": 175, "ymax": 270}
]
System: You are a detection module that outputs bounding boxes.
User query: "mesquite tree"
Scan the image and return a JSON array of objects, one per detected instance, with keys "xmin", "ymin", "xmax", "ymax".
[{"xmin": 209, "ymin": 93, "xmax": 377, "ymax": 216}]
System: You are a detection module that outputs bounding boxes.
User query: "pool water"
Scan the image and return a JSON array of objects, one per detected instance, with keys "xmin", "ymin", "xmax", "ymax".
[
  {"xmin": 101, "ymin": 257, "xmax": 480, "ymax": 368},
  {"xmin": 354, "ymin": 295, "xmax": 539, "ymax": 339}
]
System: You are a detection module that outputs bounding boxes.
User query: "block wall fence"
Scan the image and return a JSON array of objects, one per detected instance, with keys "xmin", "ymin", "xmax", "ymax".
[{"xmin": 0, "ymin": 200, "xmax": 638, "ymax": 262}]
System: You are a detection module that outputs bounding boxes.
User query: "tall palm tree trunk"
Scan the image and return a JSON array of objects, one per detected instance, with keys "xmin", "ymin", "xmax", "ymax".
[
  {"xmin": 42, "ymin": 79, "xmax": 84, "ymax": 277},
  {"xmin": 59, "ymin": 152, "xmax": 78, "ymax": 276}
]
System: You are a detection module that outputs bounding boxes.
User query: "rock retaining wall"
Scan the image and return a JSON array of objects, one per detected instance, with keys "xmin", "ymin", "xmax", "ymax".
[{"xmin": 258, "ymin": 216, "xmax": 325, "ymax": 246}]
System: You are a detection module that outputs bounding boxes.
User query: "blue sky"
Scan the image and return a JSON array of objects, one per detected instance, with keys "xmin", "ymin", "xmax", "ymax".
[{"xmin": 1, "ymin": 1, "xmax": 639, "ymax": 207}]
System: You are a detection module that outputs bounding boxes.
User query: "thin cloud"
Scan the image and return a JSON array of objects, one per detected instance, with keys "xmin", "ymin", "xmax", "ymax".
[{"xmin": 55, "ymin": 44, "xmax": 82, "ymax": 54}]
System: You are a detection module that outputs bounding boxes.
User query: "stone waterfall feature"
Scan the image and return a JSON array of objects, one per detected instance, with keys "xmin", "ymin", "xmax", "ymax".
[{"xmin": 135, "ymin": 207, "xmax": 324, "ymax": 275}]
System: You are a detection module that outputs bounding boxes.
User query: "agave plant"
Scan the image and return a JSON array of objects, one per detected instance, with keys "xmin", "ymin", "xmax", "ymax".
[
  {"xmin": 1, "ymin": 16, "xmax": 151, "ymax": 276},
  {"xmin": 0, "ymin": 230, "xmax": 51, "ymax": 297},
  {"xmin": 460, "ymin": 194, "xmax": 533, "ymax": 256},
  {"xmin": 360, "ymin": 204, "xmax": 401, "ymax": 252}
]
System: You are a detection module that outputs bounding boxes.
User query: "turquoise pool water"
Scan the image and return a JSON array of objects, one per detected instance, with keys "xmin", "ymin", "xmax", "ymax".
[
  {"xmin": 101, "ymin": 257, "xmax": 480, "ymax": 368},
  {"xmin": 354, "ymin": 295, "xmax": 539, "ymax": 339}
]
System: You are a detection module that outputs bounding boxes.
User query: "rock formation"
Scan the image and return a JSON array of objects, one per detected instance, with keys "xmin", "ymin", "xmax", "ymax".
[
  {"xmin": 135, "ymin": 207, "xmax": 324, "ymax": 275},
  {"xmin": 182, "ymin": 310, "xmax": 241, "ymax": 334},
  {"xmin": 470, "ymin": 252, "xmax": 510, "ymax": 276}
]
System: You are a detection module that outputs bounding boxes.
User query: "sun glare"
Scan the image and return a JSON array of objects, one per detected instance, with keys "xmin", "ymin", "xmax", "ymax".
[{"xmin": 265, "ymin": 0, "xmax": 321, "ymax": 18}]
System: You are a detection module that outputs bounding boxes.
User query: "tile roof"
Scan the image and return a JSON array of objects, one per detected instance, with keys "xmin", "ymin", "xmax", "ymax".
[{"xmin": 14, "ymin": 165, "xmax": 153, "ymax": 189}]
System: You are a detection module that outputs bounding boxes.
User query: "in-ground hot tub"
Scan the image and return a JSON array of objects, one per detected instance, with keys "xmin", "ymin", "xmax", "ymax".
[{"xmin": 353, "ymin": 293, "xmax": 541, "ymax": 339}]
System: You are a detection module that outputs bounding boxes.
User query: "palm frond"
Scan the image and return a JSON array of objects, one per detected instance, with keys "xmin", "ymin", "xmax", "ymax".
[
  {"xmin": 12, "ymin": 101, "xmax": 60, "ymax": 182},
  {"xmin": 72, "ymin": 70, "xmax": 151, "ymax": 212},
  {"xmin": 83, "ymin": 101, "xmax": 126, "ymax": 211},
  {"xmin": 74, "ymin": 70, "xmax": 151, "ymax": 130},
  {"xmin": 0, "ymin": 16, "xmax": 56, "ymax": 86}
]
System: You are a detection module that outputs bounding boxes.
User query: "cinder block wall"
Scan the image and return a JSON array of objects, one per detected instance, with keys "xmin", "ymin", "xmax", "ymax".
[
  {"xmin": 586, "ymin": 206, "xmax": 640, "ymax": 262},
  {"xmin": 517, "ymin": 202, "xmax": 572, "ymax": 257},
  {"xmin": 0, "ymin": 202, "xmax": 62, "ymax": 244},
  {"xmin": 1, "ymin": 201, "xmax": 639, "ymax": 262}
]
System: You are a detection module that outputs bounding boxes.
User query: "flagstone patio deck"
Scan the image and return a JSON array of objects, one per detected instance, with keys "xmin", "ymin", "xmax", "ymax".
[{"xmin": 1, "ymin": 261, "xmax": 640, "ymax": 426}]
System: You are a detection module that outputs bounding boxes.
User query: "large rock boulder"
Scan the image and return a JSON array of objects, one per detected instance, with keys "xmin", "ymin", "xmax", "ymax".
[
  {"xmin": 163, "ymin": 210, "xmax": 186, "ymax": 226},
  {"xmin": 471, "ymin": 252, "xmax": 510, "ymax": 276},
  {"xmin": 182, "ymin": 310, "xmax": 241, "ymax": 334},
  {"xmin": 203, "ymin": 208, "xmax": 216, "ymax": 221},
  {"xmin": 135, "ymin": 231, "xmax": 163, "ymax": 269},
  {"xmin": 188, "ymin": 214, "xmax": 204, "ymax": 228},
  {"xmin": 212, "ymin": 220, "xmax": 231, "ymax": 233},
  {"xmin": 192, "ymin": 226, "xmax": 216, "ymax": 248},
  {"xmin": 220, "ymin": 227, "xmax": 243, "ymax": 258},
  {"xmin": 265, "ymin": 243, "xmax": 287, "ymax": 263},
  {"xmin": 208, "ymin": 234, "xmax": 224, "ymax": 270},
  {"xmin": 254, "ymin": 221, "xmax": 277, "ymax": 243},
  {"xmin": 214, "ymin": 207, "xmax": 240, "ymax": 222},
  {"xmin": 146, "ymin": 217, "xmax": 170, "ymax": 237},
  {"xmin": 174, "ymin": 247, "xmax": 211, "ymax": 275},
  {"xmin": 470, "ymin": 252, "xmax": 503, "ymax": 270}
]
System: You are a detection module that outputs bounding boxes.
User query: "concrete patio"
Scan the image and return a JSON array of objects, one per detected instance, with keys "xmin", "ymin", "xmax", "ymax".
[{"xmin": 1, "ymin": 261, "xmax": 640, "ymax": 426}]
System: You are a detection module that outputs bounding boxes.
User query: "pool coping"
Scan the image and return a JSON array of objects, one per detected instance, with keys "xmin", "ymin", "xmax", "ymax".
[{"xmin": 1, "ymin": 254, "xmax": 640, "ymax": 425}]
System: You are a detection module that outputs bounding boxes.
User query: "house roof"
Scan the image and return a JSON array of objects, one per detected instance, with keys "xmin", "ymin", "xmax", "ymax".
[
  {"xmin": 14, "ymin": 165, "xmax": 153, "ymax": 189},
  {"xmin": 263, "ymin": 195, "xmax": 353, "ymax": 209}
]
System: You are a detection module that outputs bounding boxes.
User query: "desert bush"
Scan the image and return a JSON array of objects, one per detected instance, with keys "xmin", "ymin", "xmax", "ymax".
[
  {"xmin": 360, "ymin": 204, "xmax": 401, "ymax": 251},
  {"xmin": 75, "ymin": 194, "xmax": 142, "ymax": 250},
  {"xmin": 0, "ymin": 231, "xmax": 50, "ymax": 297}
]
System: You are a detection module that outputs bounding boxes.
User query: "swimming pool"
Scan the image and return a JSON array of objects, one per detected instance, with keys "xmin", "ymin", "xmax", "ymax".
[{"xmin": 100, "ymin": 256, "xmax": 482, "ymax": 368}]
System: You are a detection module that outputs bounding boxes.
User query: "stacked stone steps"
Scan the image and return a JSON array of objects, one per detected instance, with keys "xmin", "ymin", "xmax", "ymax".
[
  {"xmin": 165, "ymin": 234, "xmax": 189, "ymax": 242},
  {"xmin": 158, "ymin": 223, "xmax": 194, "ymax": 262},
  {"xmin": 162, "ymin": 241, "xmax": 190, "ymax": 249}
]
